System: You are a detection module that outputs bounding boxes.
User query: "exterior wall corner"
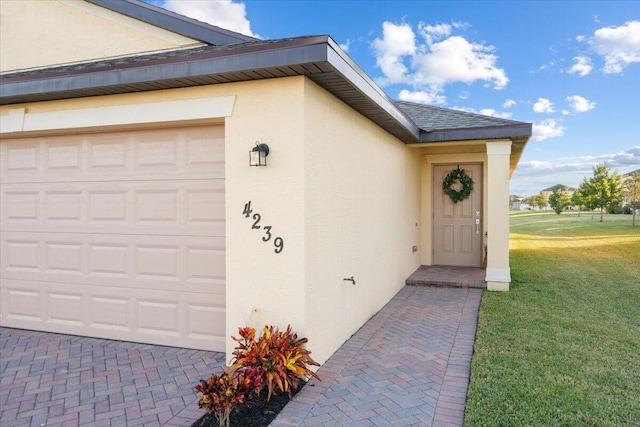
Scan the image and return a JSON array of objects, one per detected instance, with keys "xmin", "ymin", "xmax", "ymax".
[{"xmin": 485, "ymin": 140, "xmax": 512, "ymax": 291}]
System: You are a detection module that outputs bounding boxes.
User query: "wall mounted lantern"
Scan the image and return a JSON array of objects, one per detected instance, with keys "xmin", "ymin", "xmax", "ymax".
[{"xmin": 249, "ymin": 143, "xmax": 269, "ymax": 166}]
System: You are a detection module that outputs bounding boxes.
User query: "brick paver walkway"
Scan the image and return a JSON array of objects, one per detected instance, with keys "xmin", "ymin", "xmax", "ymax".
[
  {"xmin": 272, "ymin": 286, "xmax": 482, "ymax": 427},
  {"xmin": 1, "ymin": 285, "xmax": 481, "ymax": 427},
  {"xmin": 0, "ymin": 328, "xmax": 225, "ymax": 427}
]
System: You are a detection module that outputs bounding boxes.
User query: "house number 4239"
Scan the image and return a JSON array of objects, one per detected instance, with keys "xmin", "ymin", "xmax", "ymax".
[{"xmin": 243, "ymin": 201, "xmax": 284, "ymax": 254}]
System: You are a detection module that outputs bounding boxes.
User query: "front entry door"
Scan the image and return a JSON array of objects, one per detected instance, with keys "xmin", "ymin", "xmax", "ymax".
[{"xmin": 433, "ymin": 164, "xmax": 483, "ymax": 266}]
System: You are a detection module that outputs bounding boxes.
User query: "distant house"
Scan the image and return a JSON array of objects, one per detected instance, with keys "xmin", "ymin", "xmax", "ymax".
[
  {"xmin": 541, "ymin": 184, "xmax": 576, "ymax": 198},
  {"xmin": 622, "ymin": 169, "xmax": 640, "ymax": 180},
  {"xmin": 509, "ymin": 195, "xmax": 525, "ymax": 210},
  {"xmin": 0, "ymin": 0, "xmax": 532, "ymax": 362},
  {"xmin": 622, "ymin": 169, "xmax": 640, "ymax": 213}
]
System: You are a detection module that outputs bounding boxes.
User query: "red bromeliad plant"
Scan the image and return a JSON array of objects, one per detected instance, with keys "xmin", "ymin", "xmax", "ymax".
[
  {"xmin": 231, "ymin": 325, "xmax": 320, "ymax": 401},
  {"xmin": 194, "ymin": 325, "xmax": 319, "ymax": 425}
]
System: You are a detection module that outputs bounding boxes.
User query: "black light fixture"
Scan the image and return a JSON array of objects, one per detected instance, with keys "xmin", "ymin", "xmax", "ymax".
[{"xmin": 249, "ymin": 143, "xmax": 269, "ymax": 166}]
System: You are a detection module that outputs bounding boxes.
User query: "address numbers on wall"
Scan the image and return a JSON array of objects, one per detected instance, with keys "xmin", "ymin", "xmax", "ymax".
[{"xmin": 243, "ymin": 201, "xmax": 284, "ymax": 254}]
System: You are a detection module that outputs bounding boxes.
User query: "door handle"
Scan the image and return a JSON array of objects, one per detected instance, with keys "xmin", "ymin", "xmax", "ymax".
[{"xmin": 475, "ymin": 218, "xmax": 480, "ymax": 235}]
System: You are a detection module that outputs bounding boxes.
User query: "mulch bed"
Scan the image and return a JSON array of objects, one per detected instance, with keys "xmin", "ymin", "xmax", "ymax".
[{"xmin": 190, "ymin": 387, "xmax": 301, "ymax": 427}]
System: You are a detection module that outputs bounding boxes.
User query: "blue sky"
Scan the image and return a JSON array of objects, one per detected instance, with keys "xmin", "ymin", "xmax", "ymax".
[{"xmin": 146, "ymin": 0, "xmax": 640, "ymax": 196}]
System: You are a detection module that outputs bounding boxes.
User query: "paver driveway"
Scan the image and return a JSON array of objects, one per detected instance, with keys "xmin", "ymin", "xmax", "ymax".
[
  {"xmin": 1, "ymin": 285, "xmax": 482, "ymax": 426},
  {"xmin": 0, "ymin": 328, "xmax": 225, "ymax": 426}
]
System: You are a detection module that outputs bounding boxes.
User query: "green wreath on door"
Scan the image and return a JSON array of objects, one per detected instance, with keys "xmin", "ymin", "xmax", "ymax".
[{"xmin": 442, "ymin": 166, "xmax": 474, "ymax": 204}]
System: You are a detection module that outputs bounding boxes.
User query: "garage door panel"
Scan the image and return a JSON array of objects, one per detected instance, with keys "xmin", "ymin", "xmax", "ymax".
[
  {"xmin": 2, "ymin": 232, "xmax": 225, "ymax": 294},
  {"xmin": 1, "ymin": 179, "xmax": 225, "ymax": 236},
  {"xmin": 0, "ymin": 125, "xmax": 225, "ymax": 351},
  {"xmin": 0, "ymin": 126, "xmax": 224, "ymax": 183},
  {"xmin": 0, "ymin": 279, "xmax": 225, "ymax": 350}
]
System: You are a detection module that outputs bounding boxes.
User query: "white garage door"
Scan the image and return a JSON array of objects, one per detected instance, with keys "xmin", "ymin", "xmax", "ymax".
[{"xmin": 0, "ymin": 125, "xmax": 225, "ymax": 351}]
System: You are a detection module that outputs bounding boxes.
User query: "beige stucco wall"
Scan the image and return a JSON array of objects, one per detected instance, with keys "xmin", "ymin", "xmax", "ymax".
[
  {"xmin": 302, "ymin": 79, "xmax": 422, "ymax": 364},
  {"xmin": 223, "ymin": 78, "xmax": 309, "ymax": 359},
  {"xmin": 223, "ymin": 76, "xmax": 423, "ymax": 364},
  {"xmin": 1, "ymin": 74, "xmax": 512, "ymax": 364},
  {"xmin": 1, "ymin": 76, "xmax": 423, "ymax": 363},
  {"xmin": 0, "ymin": 0, "xmax": 202, "ymax": 72}
]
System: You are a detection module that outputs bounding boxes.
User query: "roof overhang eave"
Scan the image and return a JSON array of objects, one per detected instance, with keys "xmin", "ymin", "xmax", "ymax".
[
  {"xmin": 0, "ymin": 36, "xmax": 419, "ymax": 142},
  {"xmin": 416, "ymin": 123, "xmax": 533, "ymax": 143}
]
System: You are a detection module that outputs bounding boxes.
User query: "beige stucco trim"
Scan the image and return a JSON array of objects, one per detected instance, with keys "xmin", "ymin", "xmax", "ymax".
[
  {"xmin": 0, "ymin": 97, "xmax": 235, "ymax": 135},
  {"xmin": 485, "ymin": 140, "xmax": 512, "ymax": 291},
  {"xmin": 486, "ymin": 268, "xmax": 511, "ymax": 282},
  {"xmin": 487, "ymin": 280, "xmax": 510, "ymax": 291},
  {"xmin": 486, "ymin": 141, "xmax": 513, "ymax": 156}
]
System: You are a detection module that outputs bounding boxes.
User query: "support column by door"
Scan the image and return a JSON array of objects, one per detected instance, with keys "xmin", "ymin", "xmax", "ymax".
[{"xmin": 485, "ymin": 141, "xmax": 512, "ymax": 291}]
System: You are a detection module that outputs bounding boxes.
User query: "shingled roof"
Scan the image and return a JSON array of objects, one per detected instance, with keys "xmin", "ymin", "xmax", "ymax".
[
  {"xmin": 395, "ymin": 101, "xmax": 531, "ymax": 143},
  {"xmin": 542, "ymin": 184, "xmax": 576, "ymax": 193},
  {"xmin": 1, "ymin": 0, "xmax": 532, "ymax": 147}
]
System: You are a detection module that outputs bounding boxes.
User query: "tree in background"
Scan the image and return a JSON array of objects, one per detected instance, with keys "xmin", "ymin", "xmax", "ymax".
[
  {"xmin": 577, "ymin": 177, "xmax": 599, "ymax": 219},
  {"xmin": 586, "ymin": 164, "xmax": 622, "ymax": 222},
  {"xmin": 624, "ymin": 171, "xmax": 640, "ymax": 226},
  {"xmin": 527, "ymin": 195, "xmax": 538, "ymax": 210},
  {"xmin": 536, "ymin": 192, "xmax": 549, "ymax": 211},
  {"xmin": 549, "ymin": 187, "xmax": 571, "ymax": 215},
  {"xmin": 571, "ymin": 188, "xmax": 585, "ymax": 217}
]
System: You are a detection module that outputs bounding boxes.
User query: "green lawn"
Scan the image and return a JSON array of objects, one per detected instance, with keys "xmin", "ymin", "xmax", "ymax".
[{"xmin": 465, "ymin": 211, "xmax": 640, "ymax": 426}]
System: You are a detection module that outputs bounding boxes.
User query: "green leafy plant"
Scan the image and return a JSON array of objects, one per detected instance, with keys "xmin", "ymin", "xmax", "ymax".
[
  {"xmin": 194, "ymin": 325, "xmax": 319, "ymax": 425},
  {"xmin": 231, "ymin": 325, "xmax": 320, "ymax": 401}
]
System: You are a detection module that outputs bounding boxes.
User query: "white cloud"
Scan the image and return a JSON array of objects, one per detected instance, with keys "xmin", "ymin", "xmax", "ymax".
[
  {"xmin": 159, "ymin": 0, "xmax": 257, "ymax": 37},
  {"xmin": 418, "ymin": 22, "xmax": 452, "ymax": 45},
  {"xmin": 413, "ymin": 35, "xmax": 508, "ymax": 89},
  {"xmin": 533, "ymin": 98, "xmax": 555, "ymax": 113},
  {"xmin": 451, "ymin": 20, "xmax": 470, "ymax": 30},
  {"xmin": 567, "ymin": 56, "xmax": 593, "ymax": 76},
  {"xmin": 398, "ymin": 89, "xmax": 446, "ymax": 105},
  {"xmin": 512, "ymin": 146, "xmax": 640, "ymax": 196},
  {"xmin": 453, "ymin": 106, "xmax": 512, "ymax": 119},
  {"xmin": 339, "ymin": 39, "xmax": 351, "ymax": 52},
  {"xmin": 566, "ymin": 95, "xmax": 596, "ymax": 113},
  {"xmin": 373, "ymin": 21, "xmax": 508, "ymax": 99},
  {"xmin": 479, "ymin": 109, "xmax": 512, "ymax": 119},
  {"xmin": 529, "ymin": 60, "xmax": 557, "ymax": 73},
  {"xmin": 532, "ymin": 119, "xmax": 565, "ymax": 141},
  {"xmin": 503, "ymin": 99, "xmax": 516, "ymax": 108},
  {"xmin": 590, "ymin": 20, "xmax": 640, "ymax": 74},
  {"xmin": 517, "ymin": 147, "xmax": 640, "ymax": 174},
  {"xmin": 373, "ymin": 22, "xmax": 416, "ymax": 85}
]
